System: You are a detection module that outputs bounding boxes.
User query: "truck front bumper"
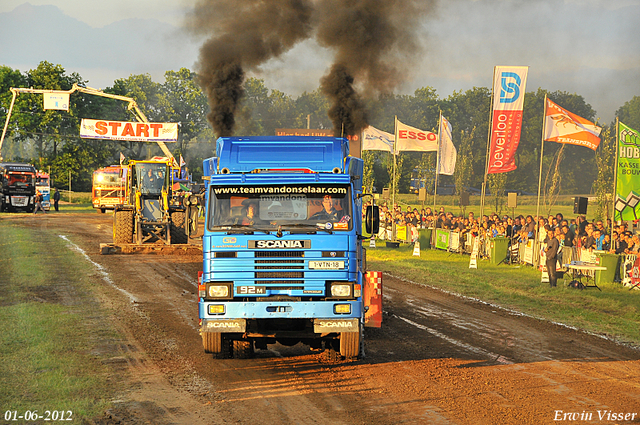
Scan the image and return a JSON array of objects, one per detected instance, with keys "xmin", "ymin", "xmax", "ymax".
[{"xmin": 200, "ymin": 300, "xmax": 361, "ymax": 319}]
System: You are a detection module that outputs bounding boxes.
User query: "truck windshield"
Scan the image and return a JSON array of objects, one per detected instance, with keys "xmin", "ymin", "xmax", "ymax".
[
  {"xmin": 93, "ymin": 171, "xmax": 121, "ymax": 188},
  {"xmin": 208, "ymin": 184, "xmax": 352, "ymax": 231},
  {"xmin": 7, "ymin": 173, "xmax": 34, "ymax": 187},
  {"xmin": 36, "ymin": 176, "xmax": 50, "ymax": 186},
  {"xmin": 135, "ymin": 163, "xmax": 166, "ymax": 195}
]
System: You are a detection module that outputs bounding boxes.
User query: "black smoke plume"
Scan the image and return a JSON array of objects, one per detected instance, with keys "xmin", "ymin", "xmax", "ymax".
[
  {"xmin": 320, "ymin": 63, "xmax": 368, "ymax": 137},
  {"xmin": 189, "ymin": 0, "xmax": 432, "ymax": 137},
  {"xmin": 189, "ymin": 0, "xmax": 314, "ymax": 137},
  {"xmin": 316, "ymin": 0, "xmax": 432, "ymax": 136}
]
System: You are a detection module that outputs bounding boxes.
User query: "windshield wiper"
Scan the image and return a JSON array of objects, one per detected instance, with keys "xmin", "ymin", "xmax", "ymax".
[
  {"xmin": 279, "ymin": 223, "xmax": 332, "ymax": 234},
  {"xmin": 216, "ymin": 224, "xmax": 271, "ymax": 234}
]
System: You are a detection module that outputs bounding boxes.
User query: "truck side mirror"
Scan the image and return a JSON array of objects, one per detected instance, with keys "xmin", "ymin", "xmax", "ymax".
[{"xmin": 365, "ymin": 205, "xmax": 379, "ymax": 235}]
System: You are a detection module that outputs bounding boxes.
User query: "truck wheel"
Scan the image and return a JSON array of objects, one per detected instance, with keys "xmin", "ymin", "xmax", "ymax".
[
  {"xmin": 113, "ymin": 210, "xmax": 134, "ymax": 244},
  {"xmin": 232, "ymin": 340, "xmax": 254, "ymax": 359},
  {"xmin": 340, "ymin": 329, "xmax": 361, "ymax": 360},
  {"xmin": 170, "ymin": 211, "xmax": 188, "ymax": 244},
  {"xmin": 98, "ymin": 208, "xmax": 105, "ymax": 214},
  {"xmin": 202, "ymin": 332, "xmax": 232, "ymax": 358},
  {"xmin": 323, "ymin": 340, "xmax": 340, "ymax": 363}
]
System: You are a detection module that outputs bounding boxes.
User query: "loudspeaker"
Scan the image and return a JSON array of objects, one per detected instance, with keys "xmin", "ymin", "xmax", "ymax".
[
  {"xmin": 459, "ymin": 191, "xmax": 470, "ymax": 206},
  {"xmin": 507, "ymin": 192, "xmax": 517, "ymax": 208},
  {"xmin": 574, "ymin": 197, "xmax": 588, "ymax": 214}
]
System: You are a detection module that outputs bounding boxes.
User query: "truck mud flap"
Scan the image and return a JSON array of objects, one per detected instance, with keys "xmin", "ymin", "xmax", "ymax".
[
  {"xmin": 201, "ymin": 319, "xmax": 246, "ymax": 333},
  {"xmin": 313, "ymin": 318, "xmax": 359, "ymax": 333}
]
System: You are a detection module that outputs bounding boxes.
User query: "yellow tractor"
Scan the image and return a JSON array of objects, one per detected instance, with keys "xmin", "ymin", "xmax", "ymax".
[{"xmin": 113, "ymin": 159, "xmax": 188, "ymax": 245}]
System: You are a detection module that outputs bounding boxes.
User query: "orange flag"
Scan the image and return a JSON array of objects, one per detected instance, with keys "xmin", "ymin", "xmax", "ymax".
[{"xmin": 544, "ymin": 98, "xmax": 602, "ymax": 150}]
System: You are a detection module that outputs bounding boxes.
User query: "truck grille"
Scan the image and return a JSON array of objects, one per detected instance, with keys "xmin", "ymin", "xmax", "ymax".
[
  {"xmin": 255, "ymin": 271, "xmax": 304, "ymax": 279},
  {"xmin": 255, "ymin": 251, "xmax": 304, "ymax": 258}
]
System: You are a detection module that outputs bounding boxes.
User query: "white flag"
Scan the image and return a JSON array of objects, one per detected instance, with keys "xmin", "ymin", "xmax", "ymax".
[
  {"xmin": 437, "ymin": 116, "xmax": 456, "ymax": 175},
  {"xmin": 395, "ymin": 119, "xmax": 438, "ymax": 152},
  {"xmin": 362, "ymin": 126, "xmax": 394, "ymax": 153}
]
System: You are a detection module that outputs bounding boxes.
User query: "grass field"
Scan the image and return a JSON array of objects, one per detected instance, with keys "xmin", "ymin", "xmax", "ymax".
[
  {"xmin": 0, "ymin": 222, "xmax": 118, "ymax": 421},
  {"xmin": 368, "ymin": 244, "xmax": 640, "ymax": 345}
]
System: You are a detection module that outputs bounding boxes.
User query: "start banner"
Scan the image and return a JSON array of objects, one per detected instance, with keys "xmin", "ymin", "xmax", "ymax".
[
  {"xmin": 487, "ymin": 66, "xmax": 528, "ymax": 174},
  {"xmin": 80, "ymin": 119, "xmax": 178, "ymax": 142}
]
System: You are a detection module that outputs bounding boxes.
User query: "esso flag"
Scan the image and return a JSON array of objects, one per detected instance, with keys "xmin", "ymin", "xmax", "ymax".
[
  {"xmin": 395, "ymin": 119, "xmax": 438, "ymax": 152},
  {"xmin": 487, "ymin": 66, "xmax": 528, "ymax": 174},
  {"xmin": 80, "ymin": 119, "xmax": 178, "ymax": 142}
]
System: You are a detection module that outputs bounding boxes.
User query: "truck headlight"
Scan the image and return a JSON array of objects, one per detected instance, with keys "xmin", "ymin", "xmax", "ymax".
[
  {"xmin": 330, "ymin": 283, "xmax": 352, "ymax": 298},
  {"xmin": 206, "ymin": 283, "xmax": 233, "ymax": 299}
]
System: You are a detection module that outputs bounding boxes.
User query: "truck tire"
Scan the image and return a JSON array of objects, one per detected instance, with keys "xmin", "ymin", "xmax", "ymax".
[
  {"xmin": 340, "ymin": 329, "xmax": 361, "ymax": 360},
  {"xmin": 113, "ymin": 210, "xmax": 134, "ymax": 244},
  {"xmin": 323, "ymin": 340, "xmax": 340, "ymax": 363},
  {"xmin": 202, "ymin": 332, "xmax": 232, "ymax": 358},
  {"xmin": 170, "ymin": 211, "xmax": 188, "ymax": 244},
  {"xmin": 232, "ymin": 340, "xmax": 254, "ymax": 359}
]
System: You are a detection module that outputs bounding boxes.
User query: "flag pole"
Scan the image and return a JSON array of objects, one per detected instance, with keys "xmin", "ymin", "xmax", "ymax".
[
  {"xmin": 393, "ymin": 116, "xmax": 398, "ymax": 210},
  {"xmin": 434, "ymin": 111, "xmax": 442, "ymax": 214},
  {"xmin": 612, "ymin": 117, "xmax": 620, "ymax": 229},
  {"xmin": 534, "ymin": 94, "xmax": 548, "ymax": 266},
  {"xmin": 480, "ymin": 67, "xmax": 496, "ymax": 219}
]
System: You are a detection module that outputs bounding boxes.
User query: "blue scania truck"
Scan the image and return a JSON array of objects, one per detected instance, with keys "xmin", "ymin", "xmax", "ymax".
[{"xmin": 198, "ymin": 136, "xmax": 379, "ymax": 361}]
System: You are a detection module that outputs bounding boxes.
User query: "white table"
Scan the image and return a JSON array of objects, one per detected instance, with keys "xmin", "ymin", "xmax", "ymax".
[{"xmin": 564, "ymin": 262, "xmax": 607, "ymax": 291}]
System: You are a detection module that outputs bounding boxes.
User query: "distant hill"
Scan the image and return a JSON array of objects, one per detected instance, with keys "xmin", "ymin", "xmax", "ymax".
[{"xmin": 0, "ymin": 2, "xmax": 199, "ymax": 87}]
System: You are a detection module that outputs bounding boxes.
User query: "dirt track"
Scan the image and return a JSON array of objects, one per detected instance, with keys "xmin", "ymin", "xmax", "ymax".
[{"xmin": 13, "ymin": 212, "xmax": 640, "ymax": 424}]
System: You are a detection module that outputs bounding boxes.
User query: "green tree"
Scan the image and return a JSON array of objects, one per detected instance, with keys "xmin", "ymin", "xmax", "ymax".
[
  {"xmin": 454, "ymin": 128, "xmax": 475, "ymax": 213},
  {"xmin": 592, "ymin": 125, "xmax": 616, "ymax": 221},
  {"xmin": 362, "ymin": 150, "xmax": 375, "ymax": 193},
  {"xmin": 0, "ymin": 66, "xmax": 28, "ymax": 160},
  {"xmin": 487, "ymin": 173, "xmax": 507, "ymax": 215},
  {"xmin": 162, "ymin": 68, "xmax": 211, "ymax": 157},
  {"xmin": 15, "ymin": 62, "xmax": 85, "ymax": 160},
  {"xmin": 616, "ymin": 96, "xmax": 640, "ymax": 130},
  {"xmin": 442, "ymin": 87, "xmax": 491, "ymax": 190}
]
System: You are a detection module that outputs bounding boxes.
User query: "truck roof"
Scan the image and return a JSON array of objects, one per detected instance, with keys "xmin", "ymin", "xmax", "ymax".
[
  {"xmin": 0, "ymin": 162, "xmax": 37, "ymax": 172},
  {"xmin": 216, "ymin": 136, "xmax": 349, "ymax": 174}
]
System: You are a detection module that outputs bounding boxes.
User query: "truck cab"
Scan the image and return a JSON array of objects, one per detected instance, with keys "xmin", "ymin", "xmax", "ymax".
[
  {"xmin": 0, "ymin": 163, "xmax": 37, "ymax": 213},
  {"xmin": 199, "ymin": 136, "xmax": 378, "ymax": 361}
]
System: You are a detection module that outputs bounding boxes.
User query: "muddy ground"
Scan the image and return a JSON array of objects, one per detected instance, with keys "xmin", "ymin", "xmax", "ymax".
[{"xmin": 12, "ymin": 212, "xmax": 640, "ymax": 424}]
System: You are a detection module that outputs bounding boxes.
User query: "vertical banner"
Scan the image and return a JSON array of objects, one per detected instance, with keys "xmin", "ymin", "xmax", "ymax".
[
  {"xmin": 487, "ymin": 66, "xmax": 529, "ymax": 174},
  {"xmin": 615, "ymin": 122, "xmax": 640, "ymax": 221}
]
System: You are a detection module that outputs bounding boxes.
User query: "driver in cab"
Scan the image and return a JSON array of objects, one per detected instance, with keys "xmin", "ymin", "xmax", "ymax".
[{"xmin": 311, "ymin": 194, "xmax": 341, "ymax": 221}]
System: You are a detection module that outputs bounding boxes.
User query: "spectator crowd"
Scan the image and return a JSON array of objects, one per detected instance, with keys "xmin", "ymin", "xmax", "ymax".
[{"xmin": 367, "ymin": 202, "xmax": 640, "ymax": 263}]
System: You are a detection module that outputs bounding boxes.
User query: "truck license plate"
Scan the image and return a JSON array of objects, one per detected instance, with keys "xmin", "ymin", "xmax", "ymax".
[
  {"xmin": 309, "ymin": 260, "xmax": 344, "ymax": 270},
  {"xmin": 11, "ymin": 196, "xmax": 28, "ymax": 207}
]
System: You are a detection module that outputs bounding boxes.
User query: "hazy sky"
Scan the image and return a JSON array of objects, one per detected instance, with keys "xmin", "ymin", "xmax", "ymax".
[{"xmin": 1, "ymin": 0, "xmax": 639, "ymax": 123}]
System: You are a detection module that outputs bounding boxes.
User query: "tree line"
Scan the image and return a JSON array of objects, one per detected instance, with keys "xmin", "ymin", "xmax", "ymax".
[{"xmin": 1, "ymin": 61, "xmax": 639, "ymax": 205}]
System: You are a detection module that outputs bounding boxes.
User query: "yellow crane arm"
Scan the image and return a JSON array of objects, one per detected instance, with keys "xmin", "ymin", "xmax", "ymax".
[{"xmin": 0, "ymin": 84, "xmax": 177, "ymax": 166}]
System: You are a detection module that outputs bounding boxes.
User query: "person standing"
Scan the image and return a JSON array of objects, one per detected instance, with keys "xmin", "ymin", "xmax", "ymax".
[
  {"xmin": 33, "ymin": 189, "xmax": 46, "ymax": 215},
  {"xmin": 53, "ymin": 188, "xmax": 60, "ymax": 212},
  {"xmin": 545, "ymin": 227, "xmax": 560, "ymax": 287}
]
